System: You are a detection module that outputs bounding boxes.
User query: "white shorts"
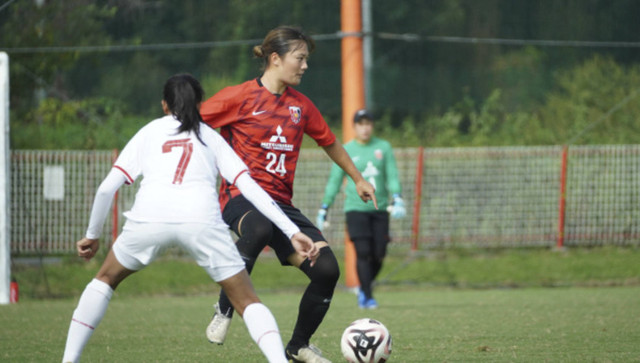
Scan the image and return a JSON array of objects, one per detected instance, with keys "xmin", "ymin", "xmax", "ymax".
[{"xmin": 112, "ymin": 220, "xmax": 245, "ymax": 282}]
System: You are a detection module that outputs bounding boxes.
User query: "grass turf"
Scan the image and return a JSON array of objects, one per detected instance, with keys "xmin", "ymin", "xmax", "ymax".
[
  {"xmin": 1, "ymin": 286, "xmax": 639, "ymax": 362},
  {"xmin": 5, "ymin": 246, "xmax": 640, "ymax": 361}
]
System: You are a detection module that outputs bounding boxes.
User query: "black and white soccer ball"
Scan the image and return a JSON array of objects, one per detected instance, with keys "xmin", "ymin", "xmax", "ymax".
[{"xmin": 340, "ymin": 318, "xmax": 392, "ymax": 362}]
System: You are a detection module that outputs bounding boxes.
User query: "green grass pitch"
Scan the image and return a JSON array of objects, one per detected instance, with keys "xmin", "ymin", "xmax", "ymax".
[{"xmin": 2, "ymin": 285, "xmax": 639, "ymax": 362}]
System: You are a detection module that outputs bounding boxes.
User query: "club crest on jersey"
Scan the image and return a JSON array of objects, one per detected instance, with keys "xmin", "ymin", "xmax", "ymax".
[
  {"xmin": 375, "ymin": 149, "xmax": 383, "ymax": 160},
  {"xmin": 289, "ymin": 106, "xmax": 301, "ymax": 124}
]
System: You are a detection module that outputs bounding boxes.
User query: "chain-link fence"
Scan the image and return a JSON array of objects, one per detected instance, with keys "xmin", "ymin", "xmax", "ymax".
[{"xmin": 9, "ymin": 144, "xmax": 640, "ymax": 255}]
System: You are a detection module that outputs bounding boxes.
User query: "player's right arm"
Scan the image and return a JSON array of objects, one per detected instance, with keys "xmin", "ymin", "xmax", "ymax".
[
  {"xmin": 79, "ymin": 125, "xmax": 143, "ymax": 261},
  {"xmin": 79, "ymin": 169, "xmax": 128, "ymax": 260}
]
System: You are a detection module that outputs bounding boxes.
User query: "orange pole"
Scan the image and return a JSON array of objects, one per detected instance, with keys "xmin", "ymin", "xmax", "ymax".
[
  {"xmin": 341, "ymin": 0, "xmax": 364, "ymax": 288},
  {"xmin": 557, "ymin": 146, "xmax": 568, "ymax": 249},
  {"xmin": 341, "ymin": 0, "xmax": 364, "ymax": 141}
]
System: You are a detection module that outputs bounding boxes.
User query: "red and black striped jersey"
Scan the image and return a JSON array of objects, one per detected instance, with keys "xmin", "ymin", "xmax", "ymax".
[{"xmin": 201, "ymin": 78, "xmax": 336, "ymax": 208}]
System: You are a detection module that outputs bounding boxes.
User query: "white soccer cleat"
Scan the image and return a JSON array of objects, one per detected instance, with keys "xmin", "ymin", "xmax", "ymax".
[
  {"xmin": 206, "ymin": 302, "xmax": 232, "ymax": 345},
  {"xmin": 286, "ymin": 344, "xmax": 332, "ymax": 363}
]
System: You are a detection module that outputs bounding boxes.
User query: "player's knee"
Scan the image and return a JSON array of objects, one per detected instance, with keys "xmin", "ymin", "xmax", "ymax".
[
  {"xmin": 240, "ymin": 211, "xmax": 273, "ymax": 240},
  {"xmin": 236, "ymin": 211, "xmax": 273, "ymax": 256},
  {"xmin": 307, "ymin": 247, "xmax": 340, "ymax": 287}
]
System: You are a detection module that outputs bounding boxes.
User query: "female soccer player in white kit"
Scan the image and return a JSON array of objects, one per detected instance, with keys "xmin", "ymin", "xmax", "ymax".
[{"xmin": 61, "ymin": 73, "xmax": 318, "ymax": 363}]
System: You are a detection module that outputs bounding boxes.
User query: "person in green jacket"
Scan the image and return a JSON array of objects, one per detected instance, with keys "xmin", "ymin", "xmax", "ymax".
[{"xmin": 316, "ymin": 109, "xmax": 406, "ymax": 309}]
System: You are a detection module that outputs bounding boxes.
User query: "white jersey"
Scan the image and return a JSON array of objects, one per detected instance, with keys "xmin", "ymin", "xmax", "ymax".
[
  {"xmin": 86, "ymin": 114, "xmax": 300, "ymax": 240},
  {"xmin": 115, "ymin": 115, "xmax": 246, "ymax": 224}
]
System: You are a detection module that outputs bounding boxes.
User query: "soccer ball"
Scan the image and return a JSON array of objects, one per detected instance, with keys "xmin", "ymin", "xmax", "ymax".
[{"xmin": 340, "ymin": 318, "xmax": 392, "ymax": 362}]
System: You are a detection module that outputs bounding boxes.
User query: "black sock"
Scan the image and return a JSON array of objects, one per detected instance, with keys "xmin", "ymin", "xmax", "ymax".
[{"xmin": 287, "ymin": 247, "xmax": 339, "ymax": 351}]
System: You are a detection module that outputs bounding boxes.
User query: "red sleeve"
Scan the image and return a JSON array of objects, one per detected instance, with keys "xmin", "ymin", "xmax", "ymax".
[
  {"xmin": 200, "ymin": 85, "xmax": 243, "ymax": 128},
  {"xmin": 303, "ymin": 97, "xmax": 336, "ymax": 147}
]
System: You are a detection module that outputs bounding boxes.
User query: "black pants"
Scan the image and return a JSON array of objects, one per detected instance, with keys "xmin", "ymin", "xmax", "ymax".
[{"xmin": 346, "ymin": 211, "xmax": 390, "ymax": 299}]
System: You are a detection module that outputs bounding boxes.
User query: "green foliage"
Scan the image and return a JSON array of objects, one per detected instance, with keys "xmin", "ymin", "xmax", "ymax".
[
  {"xmin": 200, "ymin": 73, "xmax": 244, "ymax": 98},
  {"xmin": 0, "ymin": 1, "xmax": 116, "ymax": 112},
  {"xmin": 541, "ymin": 55, "xmax": 640, "ymax": 145},
  {"xmin": 371, "ymin": 55, "xmax": 640, "ymax": 147},
  {"xmin": 12, "ymin": 97, "xmax": 143, "ymax": 149},
  {"xmin": 490, "ymin": 47, "xmax": 550, "ymax": 111},
  {"xmin": 14, "ymin": 54, "xmax": 639, "ymax": 150},
  {"xmin": 4, "ymin": 1, "xmax": 640, "ymax": 149}
]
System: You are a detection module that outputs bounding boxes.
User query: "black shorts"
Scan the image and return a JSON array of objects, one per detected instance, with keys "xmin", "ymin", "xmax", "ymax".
[
  {"xmin": 222, "ymin": 194, "xmax": 327, "ymax": 265},
  {"xmin": 346, "ymin": 211, "xmax": 390, "ymax": 243}
]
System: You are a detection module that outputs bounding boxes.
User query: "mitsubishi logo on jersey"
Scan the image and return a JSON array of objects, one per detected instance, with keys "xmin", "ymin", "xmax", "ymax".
[
  {"xmin": 269, "ymin": 125, "xmax": 287, "ymax": 143},
  {"xmin": 261, "ymin": 125, "xmax": 294, "ymax": 152}
]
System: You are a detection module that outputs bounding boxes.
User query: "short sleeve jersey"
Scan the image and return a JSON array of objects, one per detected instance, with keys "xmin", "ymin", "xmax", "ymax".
[
  {"xmin": 200, "ymin": 79, "xmax": 336, "ymax": 208},
  {"xmin": 114, "ymin": 115, "xmax": 248, "ymax": 224}
]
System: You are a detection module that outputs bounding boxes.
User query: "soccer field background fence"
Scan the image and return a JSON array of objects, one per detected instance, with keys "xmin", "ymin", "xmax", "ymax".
[{"xmin": 9, "ymin": 144, "xmax": 640, "ymax": 255}]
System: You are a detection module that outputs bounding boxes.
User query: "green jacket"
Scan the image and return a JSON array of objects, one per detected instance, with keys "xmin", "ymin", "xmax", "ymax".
[{"xmin": 321, "ymin": 136, "xmax": 402, "ymax": 212}]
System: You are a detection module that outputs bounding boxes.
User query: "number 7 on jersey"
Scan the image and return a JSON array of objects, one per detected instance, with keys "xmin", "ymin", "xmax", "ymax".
[{"xmin": 162, "ymin": 139, "xmax": 193, "ymax": 184}]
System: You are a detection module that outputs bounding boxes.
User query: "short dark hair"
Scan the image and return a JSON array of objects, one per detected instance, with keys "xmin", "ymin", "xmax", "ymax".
[{"xmin": 353, "ymin": 109, "xmax": 373, "ymax": 123}]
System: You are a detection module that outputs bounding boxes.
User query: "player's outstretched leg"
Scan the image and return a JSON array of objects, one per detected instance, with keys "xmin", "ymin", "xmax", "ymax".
[
  {"xmin": 63, "ymin": 249, "xmax": 134, "ymax": 363},
  {"xmin": 243, "ymin": 303, "xmax": 287, "ymax": 363},
  {"xmin": 285, "ymin": 247, "xmax": 339, "ymax": 363},
  {"xmin": 62, "ymin": 279, "xmax": 114, "ymax": 363},
  {"xmin": 206, "ymin": 210, "xmax": 271, "ymax": 344},
  {"xmin": 218, "ymin": 269, "xmax": 287, "ymax": 363}
]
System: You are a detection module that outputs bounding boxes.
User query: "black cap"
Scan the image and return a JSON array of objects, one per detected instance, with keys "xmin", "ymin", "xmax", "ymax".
[{"xmin": 353, "ymin": 109, "xmax": 373, "ymax": 123}]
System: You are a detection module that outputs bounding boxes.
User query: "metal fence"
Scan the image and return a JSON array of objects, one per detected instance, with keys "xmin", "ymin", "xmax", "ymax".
[
  {"xmin": 9, "ymin": 145, "xmax": 640, "ymax": 255},
  {"xmin": 418, "ymin": 146, "xmax": 562, "ymax": 248}
]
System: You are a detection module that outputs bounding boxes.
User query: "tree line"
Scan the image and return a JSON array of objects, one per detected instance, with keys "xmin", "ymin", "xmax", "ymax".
[{"xmin": 2, "ymin": 0, "xmax": 640, "ymax": 149}]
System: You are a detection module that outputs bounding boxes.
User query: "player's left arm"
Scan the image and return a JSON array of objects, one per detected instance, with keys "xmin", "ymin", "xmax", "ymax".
[
  {"xmin": 384, "ymin": 141, "xmax": 402, "ymax": 195},
  {"xmin": 384, "ymin": 141, "xmax": 406, "ymax": 219},
  {"xmin": 322, "ymin": 141, "xmax": 377, "ymax": 209}
]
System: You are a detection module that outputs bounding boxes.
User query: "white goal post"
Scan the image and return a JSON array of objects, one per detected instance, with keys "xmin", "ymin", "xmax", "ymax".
[{"xmin": 0, "ymin": 52, "xmax": 10, "ymax": 305}]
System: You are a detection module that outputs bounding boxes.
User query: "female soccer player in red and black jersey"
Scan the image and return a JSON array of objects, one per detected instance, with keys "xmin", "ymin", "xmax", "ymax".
[{"xmin": 201, "ymin": 26, "xmax": 377, "ymax": 362}]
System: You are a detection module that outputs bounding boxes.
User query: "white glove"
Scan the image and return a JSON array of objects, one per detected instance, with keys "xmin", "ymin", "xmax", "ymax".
[
  {"xmin": 316, "ymin": 206, "xmax": 329, "ymax": 231},
  {"xmin": 390, "ymin": 195, "xmax": 406, "ymax": 219}
]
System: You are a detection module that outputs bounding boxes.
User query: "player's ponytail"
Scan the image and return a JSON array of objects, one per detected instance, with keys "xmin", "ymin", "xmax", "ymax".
[{"xmin": 163, "ymin": 73, "xmax": 206, "ymax": 145}]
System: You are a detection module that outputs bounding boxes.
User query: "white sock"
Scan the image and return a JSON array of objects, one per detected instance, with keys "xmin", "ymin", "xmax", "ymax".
[
  {"xmin": 242, "ymin": 303, "xmax": 287, "ymax": 363},
  {"xmin": 62, "ymin": 279, "xmax": 113, "ymax": 363}
]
